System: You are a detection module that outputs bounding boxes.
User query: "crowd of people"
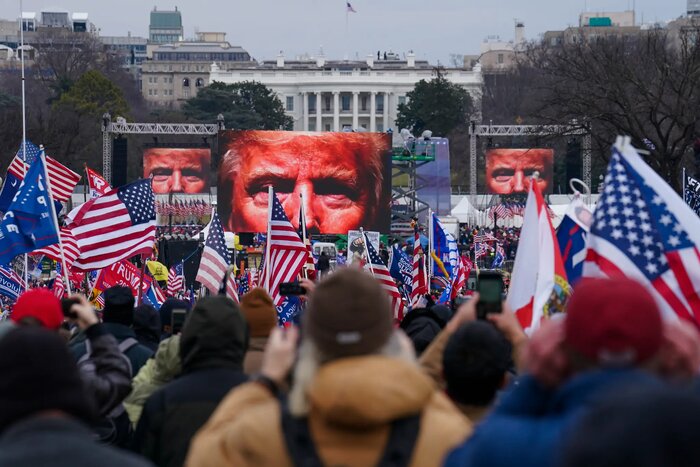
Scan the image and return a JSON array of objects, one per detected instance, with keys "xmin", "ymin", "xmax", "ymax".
[{"xmin": 0, "ymin": 265, "xmax": 699, "ymax": 467}]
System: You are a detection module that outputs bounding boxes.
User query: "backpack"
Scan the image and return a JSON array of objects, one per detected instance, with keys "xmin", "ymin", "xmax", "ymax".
[
  {"xmin": 77, "ymin": 337, "xmax": 139, "ymax": 446},
  {"xmin": 280, "ymin": 401, "xmax": 421, "ymax": 467}
]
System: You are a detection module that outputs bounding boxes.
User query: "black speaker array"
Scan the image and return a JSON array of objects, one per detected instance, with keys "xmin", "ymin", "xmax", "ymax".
[{"xmin": 112, "ymin": 137, "xmax": 128, "ymax": 188}]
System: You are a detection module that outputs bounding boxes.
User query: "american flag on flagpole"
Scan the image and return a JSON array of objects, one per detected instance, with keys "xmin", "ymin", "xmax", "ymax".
[
  {"xmin": 584, "ymin": 138, "xmax": 700, "ymax": 326},
  {"xmin": 195, "ymin": 210, "xmax": 230, "ymax": 294},
  {"xmin": 410, "ymin": 224, "xmax": 427, "ymax": 305},
  {"xmin": 346, "ymin": 1, "xmax": 357, "ymax": 13},
  {"xmin": 364, "ymin": 232, "xmax": 406, "ymax": 321},
  {"xmin": 267, "ymin": 191, "xmax": 308, "ymax": 307},
  {"xmin": 8, "ymin": 149, "xmax": 80, "ymax": 202},
  {"xmin": 53, "ymin": 264, "xmax": 65, "ymax": 299},
  {"xmin": 226, "ymin": 273, "xmax": 239, "ymax": 303},
  {"xmin": 167, "ymin": 262, "xmax": 184, "ymax": 297},
  {"xmin": 68, "ymin": 179, "xmax": 156, "ymax": 271},
  {"xmin": 31, "ymin": 227, "xmax": 80, "ymax": 269}
]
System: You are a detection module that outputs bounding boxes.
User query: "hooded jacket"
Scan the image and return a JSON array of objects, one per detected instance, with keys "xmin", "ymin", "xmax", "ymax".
[
  {"xmin": 132, "ymin": 297, "xmax": 248, "ymax": 467},
  {"xmin": 185, "ymin": 355, "xmax": 471, "ymax": 467}
]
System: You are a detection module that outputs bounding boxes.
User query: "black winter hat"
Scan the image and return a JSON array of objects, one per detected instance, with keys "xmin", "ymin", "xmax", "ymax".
[
  {"xmin": 180, "ymin": 296, "xmax": 248, "ymax": 373},
  {"xmin": 102, "ymin": 285, "xmax": 135, "ymax": 326},
  {"xmin": 0, "ymin": 327, "xmax": 94, "ymax": 432}
]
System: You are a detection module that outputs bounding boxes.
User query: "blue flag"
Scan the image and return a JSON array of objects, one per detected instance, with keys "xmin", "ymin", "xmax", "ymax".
[
  {"xmin": 556, "ymin": 198, "xmax": 591, "ymax": 286},
  {"xmin": 389, "ymin": 244, "xmax": 412, "ymax": 297},
  {"xmin": 0, "ymin": 265, "xmax": 22, "ymax": 300},
  {"xmin": 0, "ymin": 142, "xmax": 42, "ymax": 212},
  {"xmin": 277, "ymin": 295, "xmax": 302, "ymax": 326},
  {"xmin": 0, "ymin": 154, "xmax": 59, "ymax": 265},
  {"xmin": 143, "ymin": 284, "xmax": 165, "ymax": 310},
  {"xmin": 432, "ymin": 213, "xmax": 458, "ymax": 278}
]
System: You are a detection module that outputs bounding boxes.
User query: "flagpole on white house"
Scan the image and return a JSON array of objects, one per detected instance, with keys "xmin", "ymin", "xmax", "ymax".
[
  {"xmin": 300, "ymin": 192, "xmax": 308, "ymax": 279},
  {"xmin": 264, "ymin": 186, "xmax": 273, "ymax": 292},
  {"xmin": 39, "ymin": 150, "xmax": 72, "ymax": 296},
  {"xmin": 19, "ymin": 0, "xmax": 29, "ymax": 290}
]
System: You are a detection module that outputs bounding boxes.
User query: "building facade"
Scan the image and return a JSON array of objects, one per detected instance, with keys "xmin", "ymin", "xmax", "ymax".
[
  {"xmin": 141, "ymin": 33, "xmax": 251, "ymax": 107},
  {"xmin": 209, "ymin": 52, "xmax": 482, "ymax": 135},
  {"xmin": 149, "ymin": 7, "xmax": 183, "ymax": 44}
]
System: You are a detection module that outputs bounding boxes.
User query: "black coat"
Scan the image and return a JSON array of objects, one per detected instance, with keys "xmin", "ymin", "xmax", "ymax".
[{"xmin": 0, "ymin": 416, "xmax": 153, "ymax": 467}]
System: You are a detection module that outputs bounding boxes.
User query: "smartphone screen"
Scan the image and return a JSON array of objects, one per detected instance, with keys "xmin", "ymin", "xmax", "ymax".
[{"xmin": 479, "ymin": 278, "xmax": 503, "ymax": 303}]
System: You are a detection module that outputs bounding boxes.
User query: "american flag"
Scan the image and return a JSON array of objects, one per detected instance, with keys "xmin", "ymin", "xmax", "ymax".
[
  {"xmin": 364, "ymin": 232, "xmax": 406, "ymax": 321},
  {"xmin": 298, "ymin": 205, "xmax": 316, "ymax": 278},
  {"xmin": 195, "ymin": 210, "xmax": 230, "ymax": 294},
  {"xmin": 584, "ymin": 140, "xmax": 700, "ymax": 326},
  {"xmin": 490, "ymin": 204, "xmax": 508, "ymax": 220},
  {"xmin": 167, "ymin": 262, "xmax": 184, "ymax": 297},
  {"xmin": 53, "ymin": 264, "xmax": 65, "ymax": 299},
  {"xmin": 31, "ymin": 227, "xmax": 80, "ymax": 269},
  {"xmin": 346, "ymin": 1, "xmax": 357, "ymax": 13},
  {"xmin": 226, "ymin": 273, "xmax": 239, "ymax": 303},
  {"xmin": 266, "ymin": 192, "xmax": 308, "ymax": 307},
  {"xmin": 8, "ymin": 146, "xmax": 81, "ymax": 202},
  {"xmin": 410, "ymin": 225, "xmax": 427, "ymax": 305},
  {"xmin": 239, "ymin": 273, "xmax": 250, "ymax": 295},
  {"xmin": 69, "ymin": 179, "xmax": 156, "ymax": 271}
]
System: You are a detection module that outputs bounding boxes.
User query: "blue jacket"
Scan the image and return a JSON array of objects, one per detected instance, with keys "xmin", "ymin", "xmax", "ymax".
[{"xmin": 444, "ymin": 369, "xmax": 663, "ymax": 467}]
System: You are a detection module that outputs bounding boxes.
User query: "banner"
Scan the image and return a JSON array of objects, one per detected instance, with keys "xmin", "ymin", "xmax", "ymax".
[
  {"xmin": 347, "ymin": 230, "xmax": 380, "ymax": 264},
  {"xmin": 93, "ymin": 260, "xmax": 152, "ymax": 298},
  {"xmin": 684, "ymin": 172, "xmax": 700, "ymax": 216}
]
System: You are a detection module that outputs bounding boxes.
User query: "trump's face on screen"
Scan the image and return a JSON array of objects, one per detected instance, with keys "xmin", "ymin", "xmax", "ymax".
[
  {"xmin": 218, "ymin": 131, "xmax": 390, "ymax": 234},
  {"xmin": 485, "ymin": 148, "xmax": 554, "ymax": 195},
  {"xmin": 143, "ymin": 148, "xmax": 210, "ymax": 194}
]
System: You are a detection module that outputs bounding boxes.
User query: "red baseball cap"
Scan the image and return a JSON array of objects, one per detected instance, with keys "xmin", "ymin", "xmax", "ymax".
[
  {"xmin": 11, "ymin": 288, "xmax": 63, "ymax": 330},
  {"xmin": 565, "ymin": 277, "xmax": 662, "ymax": 366}
]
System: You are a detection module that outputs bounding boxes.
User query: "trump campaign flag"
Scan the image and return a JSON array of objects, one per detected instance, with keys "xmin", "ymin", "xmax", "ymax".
[
  {"xmin": 508, "ymin": 178, "xmax": 571, "ymax": 334},
  {"xmin": 0, "ymin": 265, "xmax": 23, "ymax": 300},
  {"xmin": 389, "ymin": 244, "xmax": 412, "ymax": 299},
  {"xmin": 556, "ymin": 196, "xmax": 593, "ymax": 286},
  {"xmin": 584, "ymin": 137, "xmax": 700, "ymax": 326},
  {"xmin": 0, "ymin": 154, "xmax": 59, "ymax": 265},
  {"xmin": 0, "ymin": 142, "xmax": 41, "ymax": 211},
  {"xmin": 86, "ymin": 166, "xmax": 111, "ymax": 198}
]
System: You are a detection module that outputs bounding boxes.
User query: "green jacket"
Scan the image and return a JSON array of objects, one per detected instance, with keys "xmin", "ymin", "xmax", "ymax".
[{"xmin": 124, "ymin": 335, "xmax": 181, "ymax": 426}]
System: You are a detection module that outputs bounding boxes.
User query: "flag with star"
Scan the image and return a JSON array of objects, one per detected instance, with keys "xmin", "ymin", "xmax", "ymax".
[
  {"xmin": 195, "ymin": 209, "xmax": 230, "ymax": 294},
  {"xmin": 584, "ymin": 138, "xmax": 700, "ymax": 326},
  {"xmin": 69, "ymin": 179, "xmax": 156, "ymax": 271}
]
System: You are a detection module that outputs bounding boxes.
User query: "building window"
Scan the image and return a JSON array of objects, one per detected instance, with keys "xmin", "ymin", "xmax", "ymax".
[
  {"xmin": 324, "ymin": 95, "xmax": 331, "ymax": 111},
  {"xmin": 309, "ymin": 94, "xmax": 316, "ymax": 111},
  {"xmin": 361, "ymin": 96, "xmax": 368, "ymax": 111},
  {"xmin": 286, "ymin": 96, "xmax": 294, "ymax": 111},
  {"xmin": 183, "ymin": 78, "xmax": 190, "ymax": 87},
  {"xmin": 325, "ymin": 124, "xmax": 331, "ymax": 131},
  {"xmin": 376, "ymin": 94, "xmax": 384, "ymax": 112},
  {"xmin": 183, "ymin": 89, "xmax": 189, "ymax": 99},
  {"xmin": 498, "ymin": 53, "xmax": 504, "ymax": 64},
  {"xmin": 341, "ymin": 95, "xmax": 351, "ymax": 111},
  {"xmin": 148, "ymin": 89, "xmax": 153, "ymax": 96},
  {"xmin": 398, "ymin": 96, "xmax": 406, "ymax": 106},
  {"xmin": 195, "ymin": 78, "xmax": 204, "ymax": 87},
  {"xmin": 153, "ymin": 89, "xmax": 158, "ymax": 96},
  {"xmin": 377, "ymin": 123, "xmax": 384, "ymax": 132}
]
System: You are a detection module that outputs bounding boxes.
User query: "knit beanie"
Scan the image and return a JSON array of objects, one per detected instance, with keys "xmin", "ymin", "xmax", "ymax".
[
  {"xmin": 10, "ymin": 288, "xmax": 63, "ymax": 330},
  {"xmin": 0, "ymin": 327, "xmax": 94, "ymax": 432},
  {"xmin": 240, "ymin": 288, "xmax": 277, "ymax": 337},
  {"xmin": 102, "ymin": 286, "xmax": 135, "ymax": 326},
  {"xmin": 305, "ymin": 268, "xmax": 393, "ymax": 360},
  {"xmin": 565, "ymin": 277, "xmax": 662, "ymax": 366}
]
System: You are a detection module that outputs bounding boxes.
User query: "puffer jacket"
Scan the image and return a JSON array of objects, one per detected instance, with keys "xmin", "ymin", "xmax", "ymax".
[
  {"xmin": 124, "ymin": 335, "xmax": 182, "ymax": 426},
  {"xmin": 186, "ymin": 355, "xmax": 472, "ymax": 467}
]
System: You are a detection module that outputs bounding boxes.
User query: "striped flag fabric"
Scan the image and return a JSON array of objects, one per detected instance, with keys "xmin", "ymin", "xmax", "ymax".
[
  {"xmin": 363, "ymin": 231, "xmax": 407, "ymax": 321},
  {"xmin": 54, "ymin": 265, "xmax": 65, "ymax": 299},
  {"xmin": 266, "ymin": 191, "xmax": 308, "ymax": 307},
  {"xmin": 410, "ymin": 224, "xmax": 427, "ymax": 305},
  {"xmin": 195, "ymin": 210, "xmax": 230, "ymax": 294},
  {"xmin": 584, "ymin": 138, "xmax": 700, "ymax": 326},
  {"xmin": 69, "ymin": 179, "xmax": 156, "ymax": 271},
  {"xmin": 9, "ymin": 151, "xmax": 80, "ymax": 202},
  {"xmin": 31, "ymin": 227, "xmax": 80, "ymax": 269},
  {"xmin": 167, "ymin": 262, "xmax": 184, "ymax": 297},
  {"xmin": 226, "ymin": 273, "xmax": 239, "ymax": 303}
]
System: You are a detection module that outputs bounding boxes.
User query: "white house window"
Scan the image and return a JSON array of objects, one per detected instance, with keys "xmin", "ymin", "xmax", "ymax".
[{"xmin": 286, "ymin": 96, "xmax": 294, "ymax": 111}]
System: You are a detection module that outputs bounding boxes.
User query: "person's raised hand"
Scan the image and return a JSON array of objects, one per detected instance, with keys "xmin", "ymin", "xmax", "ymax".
[
  {"xmin": 261, "ymin": 326, "xmax": 299, "ymax": 385},
  {"xmin": 298, "ymin": 278, "xmax": 316, "ymax": 297},
  {"xmin": 657, "ymin": 319, "xmax": 700, "ymax": 381},
  {"xmin": 68, "ymin": 294, "xmax": 99, "ymax": 330},
  {"xmin": 522, "ymin": 318, "xmax": 570, "ymax": 388},
  {"xmin": 446, "ymin": 293, "xmax": 479, "ymax": 333},
  {"xmin": 488, "ymin": 301, "xmax": 527, "ymax": 347}
]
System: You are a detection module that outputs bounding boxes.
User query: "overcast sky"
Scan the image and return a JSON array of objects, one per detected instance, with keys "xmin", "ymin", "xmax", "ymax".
[{"xmin": 7, "ymin": 0, "xmax": 688, "ymax": 64}]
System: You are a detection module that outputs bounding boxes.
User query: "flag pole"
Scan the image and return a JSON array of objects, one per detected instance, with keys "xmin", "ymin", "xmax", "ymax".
[
  {"xmin": 683, "ymin": 167, "xmax": 687, "ymax": 202},
  {"xmin": 19, "ymin": 0, "xmax": 29, "ymax": 291},
  {"xmin": 428, "ymin": 209, "xmax": 434, "ymax": 285},
  {"xmin": 300, "ymin": 192, "xmax": 308, "ymax": 279},
  {"xmin": 360, "ymin": 228, "xmax": 375, "ymax": 276},
  {"xmin": 40, "ymin": 150, "xmax": 72, "ymax": 295},
  {"xmin": 137, "ymin": 254, "xmax": 147, "ymax": 305},
  {"xmin": 264, "ymin": 186, "xmax": 273, "ymax": 292}
]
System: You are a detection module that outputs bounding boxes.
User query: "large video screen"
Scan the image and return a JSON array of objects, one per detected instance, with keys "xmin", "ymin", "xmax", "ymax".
[
  {"xmin": 143, "ymin": 147, "xmax": 211, "ymax": 194},
  {"xmin": 485, "ymin": 148, "xmax": 554, "ymax": 194},
  {"xmin": 218, "ymin": 130, "xmax": 392, "ymax": 234}
]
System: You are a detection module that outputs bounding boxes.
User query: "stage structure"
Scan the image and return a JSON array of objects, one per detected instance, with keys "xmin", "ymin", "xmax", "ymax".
[
  {"xmin": 391, "ymin": 140, "xmax": 437, "ymax": 234},
  {"xmin": 468, "ymin": 122, "xmax": 592, "ymax": 202},
  {"xmin": 101, "ymin": 113, "xmax": 225, "ymax": 185}
]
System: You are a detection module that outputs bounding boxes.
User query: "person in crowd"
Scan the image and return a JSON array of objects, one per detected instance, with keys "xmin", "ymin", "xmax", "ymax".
[
  {"xmin": 133, "ymin": 304, "xmax": 161, "ymax": 352},
  {"xmin": 239, "ymin": 287, "xmax": 277, "ymax": 374},
  {"xmin": 218, "ymin": 131, "xmax": 391, "ymax": 234},
  {"xmin": 561, "ymin": 385, "xmax": 700, "ymax": 467},
  {"xmin": 143, "ymin": 148, "xmax": 210, "ymax": 194},
  {"xmin": 186, "ymin": 268, "xmax": 471, "ymax": 466},
  {"xmin": 70, "ymin": 286, "xmax": 154, "ymax": 375},
  {"xmin": 400, "ymin": 304, "xmax": 449, "ymax": 355},
  {"xmin": 316, "ymin": 251, "xmax": 330, "ymax": 279},
  {"xmin": 0, "ymin": 327, "xmax": 153, "ymax": 467},
  {"xmin": 444, "ymin": 277, "xmax": 700, "ymax": 467},
  {"xmin": 9, "ymin": 290, "xmax": 133, "ymax": 422},
  {"xmin": 158, "ymin": 298, "xmax": 191, "ymax": 340},
  {"xmin": 133, "ymin": 296, "xmax": 248, "ymax": 467},
  {"xmin": 124, "ymin": 335, "xmax": 182, "ymax": 427}
]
